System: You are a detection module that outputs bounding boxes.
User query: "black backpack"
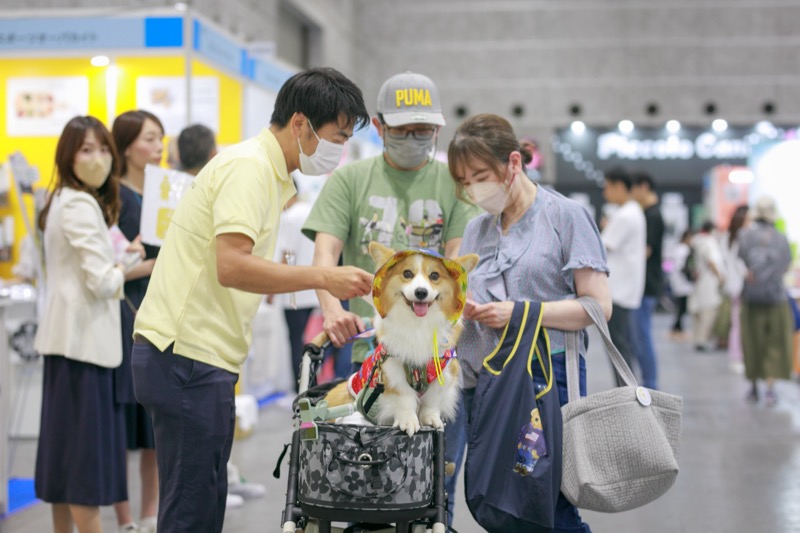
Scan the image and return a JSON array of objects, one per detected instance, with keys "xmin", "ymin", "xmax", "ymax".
[{"xmin": 681, "ymin": 247, "xmax": 698, "ymax": 283}]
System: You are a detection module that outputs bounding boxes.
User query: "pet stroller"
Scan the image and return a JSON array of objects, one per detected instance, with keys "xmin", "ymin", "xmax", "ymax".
[{"xmin": 279, "ymin": 332, "xmax": 449, "ymax": 533}]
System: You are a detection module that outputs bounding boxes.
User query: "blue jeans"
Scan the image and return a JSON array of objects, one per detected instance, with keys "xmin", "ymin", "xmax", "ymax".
[
  {"xmin": 632, "ymin": 296, "xmax": 659, "ymax": 389},
  {"xmin": 444, "ymin": 391, "xmax": 470, "ymax": 524},
  {"xmin": 461, "ymin": 353, "xmax": 592, "ymax": 532}
]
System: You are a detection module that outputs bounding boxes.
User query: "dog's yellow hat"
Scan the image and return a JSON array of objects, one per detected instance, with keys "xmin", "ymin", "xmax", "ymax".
[{"xmin": 372, "ymin": 248, "xmax": 469, "ymax": 322}]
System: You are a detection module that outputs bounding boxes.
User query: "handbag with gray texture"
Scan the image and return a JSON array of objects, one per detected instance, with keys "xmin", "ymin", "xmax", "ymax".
[{"xmin": 561, "ymin": 297, "xmax": 683, "ymax": 512}]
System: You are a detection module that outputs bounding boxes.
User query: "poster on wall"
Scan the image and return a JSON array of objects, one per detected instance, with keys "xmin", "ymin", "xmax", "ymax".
[
  {"xmin": 136, "ymin": 76, "xmax": 220, "ymax": 136},
  {"xmin": 140, "ymin": 164, "xmax": 195, "ymax": 246},
  {"xmin": 6, "ymin": 77, "xmax": 89, "ymax": 137}
]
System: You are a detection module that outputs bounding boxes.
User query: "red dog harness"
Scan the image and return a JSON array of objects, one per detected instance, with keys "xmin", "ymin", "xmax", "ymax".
[{"xmin": 348, "ymin": 343, "xmax": 456, "ymax": 398}]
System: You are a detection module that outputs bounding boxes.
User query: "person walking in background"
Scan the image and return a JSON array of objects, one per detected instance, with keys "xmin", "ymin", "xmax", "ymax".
[
  {"xmin": 669, "ymin": 229, "xmax": 695, "ymax": 341},
  {"xmin": 601, "ymin": 167, "xmax": 646, "ymax": 386},
  {"xmin": 111, "ymin": 109, "xmax": 165, "ymax": 533},
  {"xmin": 272, "ymin": 180, "xmax": 321, "ymax": 390},
  {"xmin": 738, "ymin": 197, "xmax": 793, "ymax": 405},
  {"xmin": 688, "ymin": 221, "xmax": 725, "ymax": 352},
  {"xmin": 720, "ymin": 206, "xmax": 750, "ymax": 373},
  {"xmin": 631, "ymin": 171, "xmax": 664, "ymax": 389},
  {"xmin": 34, "ymin": 116, "xmax": 142, "ymax": 533}
]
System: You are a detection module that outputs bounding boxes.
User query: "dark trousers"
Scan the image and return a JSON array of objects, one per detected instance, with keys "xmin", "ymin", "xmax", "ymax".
[
  {"xmin": 284, "ymin": 308, "xmax": 315, "ymax": 392},
  {"xmin": 631, "ymin": 296, "xmax": 659, "ymax": 389},
  {"xmin": 132, "ymin": 340, "xmax": 238, "ymax": 533},
  {"xmin": 609, "ymin": 304, "xmax": 636, "ymax": 387},
  {"xmin": 672, "ymin": 296, "xmax": 688, "ymax": 332}
]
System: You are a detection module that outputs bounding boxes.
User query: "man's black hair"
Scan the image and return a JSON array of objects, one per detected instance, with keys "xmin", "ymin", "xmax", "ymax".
[
  {"xmin": 270, "ymin": 67, "xmax": 370, "ymax": 131},
  {"xmin": 178, "ymin": 124, "xmax": 216, "ymax": 170},
  {"xmin": 605, "ymin": 166, "xmax": 632, "ymax": 191},
  {"xmin": 632, "ymin": 170, "xmax": 655, "ymax": 191}
]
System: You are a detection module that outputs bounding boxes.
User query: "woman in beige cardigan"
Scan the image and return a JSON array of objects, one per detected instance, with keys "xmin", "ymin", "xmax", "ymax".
[{"xmin": 34, "ymin": 116, "xmax": 142, "ymax": 533}]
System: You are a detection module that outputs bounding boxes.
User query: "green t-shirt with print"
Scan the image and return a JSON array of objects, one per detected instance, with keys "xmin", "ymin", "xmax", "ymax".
[{"xmin": 302, "ymin": 155, "xmax": 480, "ymax": 363}]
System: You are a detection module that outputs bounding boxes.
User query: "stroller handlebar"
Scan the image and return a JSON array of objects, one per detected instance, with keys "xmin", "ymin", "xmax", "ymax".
[{"xmin": 307, "ymin": 331, "xmax": 330, "ymax": 350}]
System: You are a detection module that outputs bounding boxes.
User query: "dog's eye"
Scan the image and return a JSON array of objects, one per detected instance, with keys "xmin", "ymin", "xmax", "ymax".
[
  {"xmin": 429, "ymin": 271, "xmax": 440, "ymax": 281},
  {"xmin": 403, "ymin": 270, "xmax": 413, "ymax": 279}
]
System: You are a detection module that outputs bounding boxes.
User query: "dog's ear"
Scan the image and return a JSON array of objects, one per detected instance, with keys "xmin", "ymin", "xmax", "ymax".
[
  {"xmin": 368, "ymin": 242, "xmax": 395, "ymax": 267},
  {"xmin": 454, "ymin": 253, "xmax": 479, "ymax": 274}
]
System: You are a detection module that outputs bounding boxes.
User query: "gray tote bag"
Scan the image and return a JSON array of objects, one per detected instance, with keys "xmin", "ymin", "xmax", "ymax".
[{"xmin": 561, "ymin": 297, "xmax": 682, "ymax": 513}]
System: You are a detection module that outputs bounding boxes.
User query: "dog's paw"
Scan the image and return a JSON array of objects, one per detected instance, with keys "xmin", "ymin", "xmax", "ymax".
[
  {"xmin": 419, "ymin": 410, "xmax": 444, "ymax": 429},
  {"xmin": 393, "ymin": 412, "xmax": 421, "ymax": 436}
]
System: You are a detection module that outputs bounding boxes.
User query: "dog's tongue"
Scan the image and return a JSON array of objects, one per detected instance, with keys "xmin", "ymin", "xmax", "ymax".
[{"xmin": 413, "ymin": 302, "xmax": 430, "ymax": 317}]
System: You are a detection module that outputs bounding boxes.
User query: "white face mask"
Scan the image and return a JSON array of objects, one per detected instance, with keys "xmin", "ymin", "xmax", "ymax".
[
  {"xmin": 297, "ymin": 122, "xmax": 344, "ymax": 176},
  {"xmin": 466, "ymin": 166, "xmax": 514, "ymax": 216},
  {"xmin": 74, "ymin": 154, "xmax": 112, "ymax": 189}
]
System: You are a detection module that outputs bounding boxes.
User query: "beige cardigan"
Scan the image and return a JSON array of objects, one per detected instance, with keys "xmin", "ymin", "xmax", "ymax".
[{"xmin": 34, "ymin": 187, "xmax": 124, "ymax": 368}]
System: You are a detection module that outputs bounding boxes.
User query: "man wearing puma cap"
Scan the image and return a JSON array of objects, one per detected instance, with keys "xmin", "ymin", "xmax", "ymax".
[{"xmin": 303, "ymin": 71, "xmax": 478, "ymax": 524}]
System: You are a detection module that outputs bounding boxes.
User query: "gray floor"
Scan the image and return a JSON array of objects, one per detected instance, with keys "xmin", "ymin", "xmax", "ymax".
[{"xmin": 3, "ymin": 313, "xmax": 800, "ymax": 533}]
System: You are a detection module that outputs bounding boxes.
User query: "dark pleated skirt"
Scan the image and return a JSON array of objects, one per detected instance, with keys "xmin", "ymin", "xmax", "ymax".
[{"xmin": 35, "ymin": 355, "xmax": 128, "ymax": 506}]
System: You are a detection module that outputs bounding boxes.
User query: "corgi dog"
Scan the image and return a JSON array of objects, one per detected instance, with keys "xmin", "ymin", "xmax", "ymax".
[{"xmin": 326, "ymin": 242, "xmax": 479, "ymax": 436}]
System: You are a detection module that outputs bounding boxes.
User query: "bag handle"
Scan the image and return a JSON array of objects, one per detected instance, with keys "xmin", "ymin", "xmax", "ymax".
[{"xmin": 565, "ymin": 297, "xmax": 638, "ymax": 402}]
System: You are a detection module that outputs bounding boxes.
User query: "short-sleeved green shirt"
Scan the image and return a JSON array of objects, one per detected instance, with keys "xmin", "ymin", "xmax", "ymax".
[{"xmin": 302, "ymin": 155, "xmax": 479, "ymax": 363}]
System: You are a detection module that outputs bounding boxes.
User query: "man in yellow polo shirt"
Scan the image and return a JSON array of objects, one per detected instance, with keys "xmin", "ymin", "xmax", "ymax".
[{"xmin": 131, "ymin": 67, "xmax": 373, "ymax": 533}]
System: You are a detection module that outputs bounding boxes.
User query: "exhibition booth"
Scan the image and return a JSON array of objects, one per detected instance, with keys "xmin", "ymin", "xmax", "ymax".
[{"xmin": 0, "ymin": 9, "xmax": 300, "ymax": 515}]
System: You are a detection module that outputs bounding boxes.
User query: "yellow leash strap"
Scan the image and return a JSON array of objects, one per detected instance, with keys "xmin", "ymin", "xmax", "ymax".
[{"xmin": 433, "ymin": 329, "xmax": 445, "ymax": 385}]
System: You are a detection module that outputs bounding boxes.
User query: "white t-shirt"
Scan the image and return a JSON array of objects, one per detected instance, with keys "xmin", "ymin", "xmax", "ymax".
[
  {"xmin": 668, "ymin": 242, "xmax": 694, "ymax": 297},
  {"xmin": 273, "ymin": 201, "xmax": 319, "ymax": 310},
  {"xmin": 602, "ymin": 200, "xmax": 646, "ymax": 309}
]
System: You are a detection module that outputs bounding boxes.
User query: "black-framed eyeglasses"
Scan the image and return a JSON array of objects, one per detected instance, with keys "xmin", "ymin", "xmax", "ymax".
[{"xmin": 385, "ymin": 126, "xmax": 437, "ymax": 141}]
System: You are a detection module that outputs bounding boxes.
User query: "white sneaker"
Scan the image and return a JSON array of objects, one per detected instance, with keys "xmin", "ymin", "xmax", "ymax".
[
  {"xmin": 139, "ymin": 516, "xmax": 157, "ymax": 533},
  {"xmin": 227, "ymin": 461, "xmax": 266, "ymax": 499},
  {"xmin": 117, "ymin": 524, "xmax": 139, "ymax": 533},
  {"xmin": 226, "ymin": 493, "xmax": 245, "ymax": 509},
  {"xmin": 229, "ymin": 480, "xmax": 266, "ymax": 499}
]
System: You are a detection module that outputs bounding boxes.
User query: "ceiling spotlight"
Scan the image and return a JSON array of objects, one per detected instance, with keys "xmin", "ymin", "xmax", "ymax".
[
  {"xmin": 728, "ymin": 170, "xmax": 754, "ymax": 184},
  {"xmin": 712, "ymin": 119, "xmax": 728, "ymax": 133},
  {"xmin": 618, "ymin": 120, "xmax": 634, "ymax": 134},
  {"xmin": 705, "ymin": 102, "xmax": 717, "ymax": 115},
  {"xmin": 90, "ymin": 55, "xmax": 110, "ymax": 67},
  {"xmin": 512, "ymin": 104, "xmax": 525, "ymax": 117},
  {"xmin": 666, "ymin": 120, "xmax": 681, "ymax": 134},
  {"xmin": 646, "ymin": 103, "xmax": 659, "ymax": 116},
  {"xmin": 569, "ymin": 104, "xmax": 582, "ymax": 116},
  {"xmin": 762, "ymin": 101, "xmax": 776, "ymax": 115},
  {"xmin": 570, "ymin": 120, "xmax": 586, "ymax": 135},
  {"xmin": 174, "ymin": 2, "xmax": 188, "ymax": 10},
  {"xmin": 454, "ymin": 105, "xmax": 468, "ymax": 118},
  {"xmin": 756, "ymin": 120, "xmax": 776, "ymax": 138}
]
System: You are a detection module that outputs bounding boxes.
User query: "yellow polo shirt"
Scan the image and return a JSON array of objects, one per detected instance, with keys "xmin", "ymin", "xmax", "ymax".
[{"xmin": 134, "ymin": 128, "xmax": 296, "ymax": 374}]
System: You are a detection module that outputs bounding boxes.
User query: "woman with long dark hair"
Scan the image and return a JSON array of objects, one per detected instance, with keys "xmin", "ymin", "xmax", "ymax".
[
  {"xmin": 110, "ymin": 109, "xmax": 165, "ymax": 533},
  {"xmin": 720, "ymin": 205, "xmax": 750, "ymax": 370},
  {"xmin": 34, "ymin": 116, "xmax": 136, "ymax": 533}
]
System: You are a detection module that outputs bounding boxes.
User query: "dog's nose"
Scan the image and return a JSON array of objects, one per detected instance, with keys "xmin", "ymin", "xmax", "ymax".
[{"xmin": 414, "ymin": 288, "xmax": 428, "ymax": 300}]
